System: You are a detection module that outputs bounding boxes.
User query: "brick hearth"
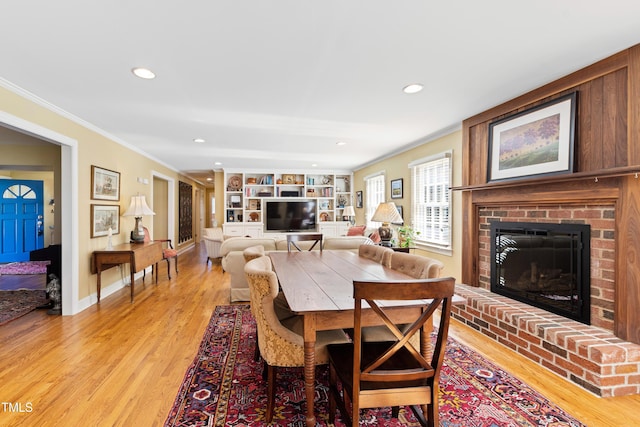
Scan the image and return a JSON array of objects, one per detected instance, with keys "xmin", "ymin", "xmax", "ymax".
[{"xmin": 452, "ymin": 284, "xmax": 640, "ymax": 397}]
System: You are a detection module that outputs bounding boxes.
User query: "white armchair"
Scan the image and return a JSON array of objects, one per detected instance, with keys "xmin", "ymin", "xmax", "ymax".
[{"xmin": 203, "ymin": 227, "xmax": 224, "ymax": 264}]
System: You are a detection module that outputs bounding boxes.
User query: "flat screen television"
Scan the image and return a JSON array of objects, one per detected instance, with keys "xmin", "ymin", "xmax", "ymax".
[{"xmin": 265, "ymin": 199, "xmax": 317, "ymax": 232}]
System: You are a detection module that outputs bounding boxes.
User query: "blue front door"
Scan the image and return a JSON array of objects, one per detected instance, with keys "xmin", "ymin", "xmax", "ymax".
[{"xmin": 0, "ymin": 180, "xmax": 45, "ymax": 262}]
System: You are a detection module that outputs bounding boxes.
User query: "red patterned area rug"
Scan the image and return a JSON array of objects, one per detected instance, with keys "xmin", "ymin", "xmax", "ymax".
[
  {"xmin": 165, "ymin": 305, "xmax": 585, "ymax": 427},
  {"xmin": 0, "ymin": 290, "xmax": 48, "ymax": 325}
]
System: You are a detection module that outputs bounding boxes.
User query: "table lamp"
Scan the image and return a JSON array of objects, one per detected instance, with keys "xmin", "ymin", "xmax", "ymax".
[
  {"xmin": 342, "ymin": 205, "xmax": 356, "ymax": 225},
  {"xmin": 123, "ymin": 195, "xmax": 155, "ymax": 242},
  {"xmin": 371, "ymin": 202, "xmax": 403, "ymax": 246}
]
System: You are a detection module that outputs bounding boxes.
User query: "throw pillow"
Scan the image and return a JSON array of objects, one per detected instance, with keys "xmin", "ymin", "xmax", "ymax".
[
  {"xmin": 369, "ymin": 231, "xmax": 381, "ymax": 244},
  {"xmin": 347, "ymin": 225, "xmax": 366, "ymax": 236}
]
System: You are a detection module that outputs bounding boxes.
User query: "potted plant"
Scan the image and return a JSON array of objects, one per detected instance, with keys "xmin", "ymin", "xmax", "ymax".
[{"xmin": 397, "ymin": 225, "xmax": 420, "ymax": 248}]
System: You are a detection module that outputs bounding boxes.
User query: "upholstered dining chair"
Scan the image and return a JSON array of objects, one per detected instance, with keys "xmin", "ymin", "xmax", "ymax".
[
  {"xmin": 361, "ymin": 252, "xmax": 444, "ymax": 344},
  {"xmin": 244, "ymin": 255, "xmax": 349, "ymax": 423},
  {"xmin": 142, "ymin": 227, "xmax": 178, "ymax": 279},
  {"xmin": 327, "ymin": 277, "xmax": 456, "ymax": 427},
  {"xmin": 286, "ymin": 233, "xmax": 323, "ymax": 252},
  {"xmin": 358, "ymin": 244, "xmax": 393, "ymax": 267}
]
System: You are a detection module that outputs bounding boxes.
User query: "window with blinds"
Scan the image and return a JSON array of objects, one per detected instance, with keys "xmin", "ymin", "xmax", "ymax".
[
  {"xmin": 410, "ymin": 152, "xmax": 451, "ymax": 248},
  {"xmin": 365, "ymin": 173, "xmax": 385, "ymax": 228}
]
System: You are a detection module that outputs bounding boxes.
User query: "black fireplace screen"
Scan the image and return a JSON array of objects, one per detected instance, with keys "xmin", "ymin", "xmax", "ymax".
[{"xmin": 490, "ymin": 222, "xmax": 590, "ymax": 324}]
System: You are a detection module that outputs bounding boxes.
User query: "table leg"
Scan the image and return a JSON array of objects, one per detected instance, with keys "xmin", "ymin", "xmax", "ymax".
[
  {"xmin": 303, "ymin": 314, "xmax": 317, "ymax": 427},
  {"xmin": 96, "ymin": 265, "xmax": 102, "ymax": 303},
  {"xmin": 130, "ymin": 266, "xmax": 135, "ymax": 303}
]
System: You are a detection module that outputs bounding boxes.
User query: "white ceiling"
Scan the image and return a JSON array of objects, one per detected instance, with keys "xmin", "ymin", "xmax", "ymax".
[{"xmin": 2, "ymin": 1, "xmax": 640, "ymax": 184}]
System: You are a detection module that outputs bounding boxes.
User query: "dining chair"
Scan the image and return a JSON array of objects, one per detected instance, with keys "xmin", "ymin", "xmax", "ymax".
[
  {"xmin": 361, "ymin": 252, "xmax": 444, "ymax": 343},
  {"xmin": 358, "ymin": 244, "xmax": 393, "ymax": 267},
  {"xmin": 244, "ymin": 255, "xmax": 349, "ymax": 423},
  {"xmin": 142, "ymin": 227, "xmax": 178, "ymax": 279},
  {"xmin": 286, "ymin": 233, "xmax": 323, "ymax": 252},
  {"xmin": 327, "ymin": 277, "xmax": 456, "ymax": 427},
  {"xmin": 243, "ymin": 245, "xmax": 266, "ymax": 361}
]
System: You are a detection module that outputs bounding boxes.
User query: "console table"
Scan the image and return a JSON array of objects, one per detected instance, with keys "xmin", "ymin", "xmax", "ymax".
[{"xmin": 91, "ymin": 241, "xmax": 163, "ymax": 303}]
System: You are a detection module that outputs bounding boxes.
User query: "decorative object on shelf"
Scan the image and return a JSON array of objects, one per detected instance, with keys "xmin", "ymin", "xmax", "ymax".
[
  {"xmin": 247, "ymin": 177, "xmax": 257, "ymax": 184},
  {"xmin": 371, "ymin": 201, "xmax": 403, "ymax": 247},
  {"xmin": 390, "ymin": 178, "xmax": 403, "ymax": 199},
  {"xmin": 320, "ymin": 212, "xmax": 330, "ymax": 221},
  {"xmin": 337, "ymin": 194, "xmax": 348, "ymax": 208},
  {"xmin": 230, "ymin": 195, "xmax": 241, "ymax": 208},
  {"xmin": 342, "ymin": 205, "xmax": 355, "ymax": 225},
  {"xmin": 228, "ymin": 175, "xmax": 242, "ymax": 191},
  {"xmin": 106, "ymin": 227, "xmax": 113, "ymax": 250},
  {"xmin": 276, "ymin": 178, "xmax": 283, "ymax": 184},
  {"xmin": 122, "ymin": 194, "xmax": 155, "ymax": 242},
  {"xmin": 91, "ymin": 165, "xmax": 120, "ymax": 201},
  {"xmin": 488, "ymin": 91, "xmax": 577, "ymax": 182},
  {"xmin": 356, "ymin": 191, "xmax": 363, "ymax": 208},
  {"xmin": 397, "ymin": 224, "xmax": 420, "ymax": 248},
  {"xmin": 90, "ymin": 204, "xmax": 120, "ymax": 238},
  {"xmin": 322, "ymin": 175, "xmax": 333, "ymax": 185},
  {"xmin": 282, "ymin": 174, "xmax": 295, "ymax": 184},
  {"xmin": 249, "ymin": 212, "xmax": 259, "ymax": 222}
]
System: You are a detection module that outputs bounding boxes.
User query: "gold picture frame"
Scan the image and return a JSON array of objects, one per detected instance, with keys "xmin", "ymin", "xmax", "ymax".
[
  {"xmin": 91, "ymin": 165, "xmax": 120, "ymax": 201},
  {"xmin": 91, "ymin": 204, "xmax": 120, "ymax": 238}
]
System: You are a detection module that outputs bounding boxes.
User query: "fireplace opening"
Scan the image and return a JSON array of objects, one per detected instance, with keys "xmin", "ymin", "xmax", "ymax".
[{"xmin": 490, "ymin": 221, "xmax": 590, "ymax": 324}]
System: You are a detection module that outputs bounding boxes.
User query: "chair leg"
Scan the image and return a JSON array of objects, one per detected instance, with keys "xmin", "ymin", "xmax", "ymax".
[
  {"xmin": 165, "ymin": 259, "xmax": 171, "ymax": 279},
  {"xmin": 174, "ymin": 255, "xmax": 178, "ymax": 274},
  {"xmin": 266, "ymin": 364, "xmax": 276, "ymax": 423},
  {"xmin": 328, "ymin": 365, "xmax": 337, "ymax": 424}
]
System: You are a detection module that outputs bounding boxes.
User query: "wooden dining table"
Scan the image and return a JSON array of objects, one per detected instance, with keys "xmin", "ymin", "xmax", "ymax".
[{"xmin": 269, "ymin": 250, "xmax": 463, "ymax": 427}]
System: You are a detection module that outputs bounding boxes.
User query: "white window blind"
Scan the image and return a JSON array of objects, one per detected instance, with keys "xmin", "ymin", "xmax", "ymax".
[
  {"xmin": 411, "ymin": 152, "xmax": 451, "ymax": 248},
  {"xmin": 365, "ymin": 173, "xmax": 385, "ymax": 228}
]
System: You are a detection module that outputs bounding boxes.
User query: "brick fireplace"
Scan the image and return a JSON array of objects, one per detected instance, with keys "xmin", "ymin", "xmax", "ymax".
[
  {"xmin": 458, "ymin": 43, "xmax": 640, "ymax": 397},
  {"xmin": 451, "ymin": 203, "xmax": 640, "ymax": 397}
]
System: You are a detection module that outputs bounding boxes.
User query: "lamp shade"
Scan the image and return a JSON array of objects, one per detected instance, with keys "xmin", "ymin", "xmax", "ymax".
[
  {"xmin": 342, "ymin": 206, "xmax": 355, "ymax": 217},
  {"xmin": 123, "ymin": 195, "xmax": 155, "ymax": 217},
  {"xmin": 371, "ymin": 202, "xmax": 403, "ymax": 225}
]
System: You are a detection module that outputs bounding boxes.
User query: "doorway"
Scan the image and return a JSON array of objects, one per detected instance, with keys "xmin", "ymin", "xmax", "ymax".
[{"xmin": 0, "ymin": 179, "xmax": 45, "ymax": 262}]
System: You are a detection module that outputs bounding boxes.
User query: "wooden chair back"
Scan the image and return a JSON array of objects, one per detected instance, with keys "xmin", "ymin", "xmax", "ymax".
[
  {"xmin": 286, "ymin": 233, "xmax": 323, "ymax": 252},
  {"xmin": 328, "ymin": 277, "xmax": 455, "ymax": 426}
]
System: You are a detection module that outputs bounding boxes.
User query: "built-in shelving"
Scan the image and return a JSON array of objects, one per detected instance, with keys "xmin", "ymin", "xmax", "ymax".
[{"xmin": 223, "ymin": 169, "xmax": 353, "ymax": 236}]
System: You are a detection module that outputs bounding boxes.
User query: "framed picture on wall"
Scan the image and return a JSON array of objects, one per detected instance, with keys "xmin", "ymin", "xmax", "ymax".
[
  {"xmin": 91, "ymin": 204, "xmax": 120, "ymax": 238},
  {"xmin": 91, "ymin": 165, "xmax": 120, "ymax": 201},
  {"xmin": 390, "ymin": 178, "xmax": 403, "ymax": 199},
  {"xmin": 487, "ymin": 92, "xmax": 577, "ymax": 182},
  {"xmin": 356, "ymin": 191, "xmax": 363, "ymax": 208}
]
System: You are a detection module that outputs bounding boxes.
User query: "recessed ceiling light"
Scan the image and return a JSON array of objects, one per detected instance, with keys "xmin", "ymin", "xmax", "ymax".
[
  {"xmin": 131, "ymin": 67, "xmax": 156, "ymax": 79},
  {"xmin": 336, "ymin": 141, "xmax": 346, "ymax": 146},
  {"xmin": 214, "ymin": 162, "xmax": 222, "ymax": 166},
  {"xmin": 403, "ymin": 83, "xmax": 423, "ymax": 94},
  {"xmin": 206, "ymin": 177, "xmax": 213, "ymax": 181},
  {"xmin": 311, "ymin": 164, "xmax": 318, "ymax": 167},
  {"xmin": 193, "ymin": 138, "xmax": 206, "ymax": 143}
]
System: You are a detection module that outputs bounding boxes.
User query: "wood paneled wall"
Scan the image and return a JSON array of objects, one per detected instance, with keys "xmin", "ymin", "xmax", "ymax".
[{"xmin": 461, "ymin": 44, "xmax": 640, "ymax": 343}]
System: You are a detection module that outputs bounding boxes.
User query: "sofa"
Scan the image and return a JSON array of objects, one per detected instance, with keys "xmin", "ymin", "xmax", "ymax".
[
  {"xmin": 203, "ymin": 227, "xmax": 224, "ymax": 263},
  {"xmin": 221, "ymin": 235, "xmax": 374, "ymax": 302}
]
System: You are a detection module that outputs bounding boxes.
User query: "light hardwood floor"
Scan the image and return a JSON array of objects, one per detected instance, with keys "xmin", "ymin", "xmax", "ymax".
[{"xmin": 0, "ymin": 243, "xmax": 638, "ymax": 426}]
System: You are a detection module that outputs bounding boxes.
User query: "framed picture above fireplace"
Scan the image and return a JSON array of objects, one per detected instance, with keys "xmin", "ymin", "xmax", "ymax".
[{"xmin": 487, "ymin": 92, "xmax": 577, "ymax": 182}]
